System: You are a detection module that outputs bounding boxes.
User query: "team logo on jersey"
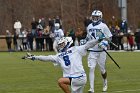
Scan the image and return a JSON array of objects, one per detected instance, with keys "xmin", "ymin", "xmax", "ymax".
[
  {"xmin": 89, "ymin": 28, "xmax": 103, "ymax": 38},
  {"xmin": 59, "ymin": 50, "xmax": 72, "ymax": 57}
]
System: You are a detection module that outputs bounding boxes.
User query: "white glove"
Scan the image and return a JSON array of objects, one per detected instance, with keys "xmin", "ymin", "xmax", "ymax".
[
  {"xmin": 98, "ymin": 41, "xmax": 108, "ymax": 50},
  {"xmin": 27, "ymin": 56, "xmax": 36, "ymax": 60},
  {"xmin": 21, "ymin": 52, "xmax": 35, "ymax": 60}
]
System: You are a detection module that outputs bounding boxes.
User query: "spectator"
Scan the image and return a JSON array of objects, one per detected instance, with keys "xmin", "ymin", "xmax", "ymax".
[
  {"xmin": 122, "ymin": 34, "xmax": 128, "ymax": 50},
  {"xmin": 13, "ymin": 31, "xmax": 18, "ymax": 51},
  {"xmin": 110, "ymin": 26, "xmax": 119, "ymax": 50},
  {"xmin": 68, "ymin": 27, "xmax": 75, "ymax": 46},
  {"xmin": 14, "ymin": 20, "xmax": 22, "ymax": 51},
  {"xmin": 40, "ymin": 17, "xmax": 46, "ymax": 29},
  {"xmin": 31, "ymin": 17, "xmax": 38, "ymax": 36},
  {"xmin": 22, "ymin": 28, "xmax": 28, "ymax": 50},
  {"xmin": 128, "ymin": 32, "xmax": 135, "ymax": 51},
  {"xmin": 44, "ymin": 26, "xmax": 53, "ymax": 51},
  {"xmin": 55, "ymin": 16, "xmax": 62, "ymax": 28},
  {"xmin": 134, "ymin": 30, "xmax": 140, "ymax": 50},
  {"xmin": 27, "ymin": 30, "xmax": 34, "ymax": 51},
  {"xmin": 84, "ymin": 16, "xmax": 92, "ymax": 28},
  {"xmin": 120, "ymin": 19, "xmax": 128, "ymax": 34},
  {"xmin": 36, "ymin": 28, "xmax": 44, "ymax": 51},
  {"xmin": 5, "ymin": 30, "xmax": 12, "ymax": 52},
  {"xmin": 14, "ymin": 20, "xmax": 22, "ymax": 35},
  {"xmin": 75, "ymin": 27, "xmax": 83, "ymax": 44},
  {"xmin": 118, "ymin": 32, "xmax": 124, "ymax": 50},
  {"xmin": 48, "ymin": 17, "xmax": 55, "ymax": 33},
  {"xmin": 37, "ymin": 18, "xmax": 43, "ymax": 30},
  {"xmin": 55, "ymin": 16, "xmax": 61, "ymax": 24}
]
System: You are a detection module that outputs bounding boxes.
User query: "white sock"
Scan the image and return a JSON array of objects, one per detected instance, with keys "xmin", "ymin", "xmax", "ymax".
[
  {"xmin": 89, "ymin": 68, "xmax": 95, "ymax": 92},
  {"xmin": 103, "ymin": 79, "xmax": 107, "ymax": 86}
]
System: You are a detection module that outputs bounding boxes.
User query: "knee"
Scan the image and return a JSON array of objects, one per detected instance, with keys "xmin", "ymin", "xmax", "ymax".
[
  {"xmin": 89, "ymin": 67, "xmax": 95, "ymax": 72},
  {"xmin": 101, "ymin": 69, "xmax": 106, "ymax": 74},
  {"xmin": 58, "ymin": 78, "xmax": 63, "ymax": 86}
]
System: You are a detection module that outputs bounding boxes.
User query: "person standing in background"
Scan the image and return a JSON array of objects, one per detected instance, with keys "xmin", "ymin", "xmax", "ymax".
[
  {"xmin": 14, "ymin": 20, "xmax": 22, "ymax": 51},
  {"xmin": 31, "ymin": 17, "xmax": 38, "ymax": 36},
  {"xmin": 27, "ymin": 30, "xmax": 34, "ymax": 51},
  {"xmin": 5, "ymin": 30, "xmax": 12, "ymax": 52}
]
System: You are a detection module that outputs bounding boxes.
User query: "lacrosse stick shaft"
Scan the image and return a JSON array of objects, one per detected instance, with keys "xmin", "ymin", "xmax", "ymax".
[
  {"xmin": 103, "ymin": 49, "xmax": 120, "ymax": 69},
  {"xmin": 104, "ymin": 38, "xmax": 118, "ymax": 48}
]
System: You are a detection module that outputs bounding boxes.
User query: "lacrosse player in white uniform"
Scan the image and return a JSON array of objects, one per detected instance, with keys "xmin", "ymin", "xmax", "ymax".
[
  {"xmin": 22, "ymin": 36, "xmax": 104, "ymax": 93},
  {"xmin": 86, "ymin": 10, "xmax": 112, "ymax": 93},
  {"xmin": 53, "ymin": 23, "xmax": 64, "ymax": 53}
]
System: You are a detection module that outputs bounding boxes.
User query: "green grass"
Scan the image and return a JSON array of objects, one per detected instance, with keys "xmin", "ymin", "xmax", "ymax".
[{"xmin": 0, "ymin": 51, "xmax": 140, "ymax": 93}]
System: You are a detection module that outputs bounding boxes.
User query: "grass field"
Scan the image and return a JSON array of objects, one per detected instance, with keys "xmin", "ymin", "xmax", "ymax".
[{"xmin": 0, "ymin": 51, "xmax": 140, "ymax": 93}]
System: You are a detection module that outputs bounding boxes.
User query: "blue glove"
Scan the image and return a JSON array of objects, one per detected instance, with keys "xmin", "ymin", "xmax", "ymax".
[
  {"xmin": 31, "ymin": 56, "xmax": 35, "ymax": 61},
  {"xmin": 98, "ymin": 41, "xmax": 108, "ymax": 50}
]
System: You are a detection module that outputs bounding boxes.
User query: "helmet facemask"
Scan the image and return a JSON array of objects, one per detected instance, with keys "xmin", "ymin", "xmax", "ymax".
[
  {"xmin": 54, "ymin": 23, "xmax": 60, "ymax": 30},
  {"xmin": 58, "ymin": 41, "xmax": 67, "ymax": 52},
  {"xmin": 58, "ymin": 37, "xmax": 73, "ymax": 52},
  {"xmin": 92, "ymin": 10, "xmax": 102, "ymax": 23},
  {"xmin": 92, "ymin": 16, "xmax": 101, "ymax": 23}
]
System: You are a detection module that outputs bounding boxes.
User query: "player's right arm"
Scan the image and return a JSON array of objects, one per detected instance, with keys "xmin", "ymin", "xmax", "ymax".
[
  {"xmin": 31, "ymin": 55, "xmax": 57, "ymax": 62},
  {"xmin": 22, "ymin": 53, "xmax": 58, "ymax": 63}
]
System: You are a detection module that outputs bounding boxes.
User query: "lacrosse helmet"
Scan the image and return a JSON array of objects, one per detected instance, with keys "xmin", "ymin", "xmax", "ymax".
[
  {"xmin": 58, "ymin": 37, "xmax": 73, "ymax": 52},
  {"xmin": 54, "ymin": 23, "xmax": 60, "ymax": 30},
  {"xmin": 91, "ymin": 10, "xmax": 103, "ymax": 23}
]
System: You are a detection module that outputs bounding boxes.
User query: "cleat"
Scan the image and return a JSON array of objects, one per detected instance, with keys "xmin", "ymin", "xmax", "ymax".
[
  {"xmin": 88, "ymin": 89, "xmax": 94, "ymax": 93},
  {"xmin": 102, "ymin": 83, "xmax": 107, "ymax": 92}
]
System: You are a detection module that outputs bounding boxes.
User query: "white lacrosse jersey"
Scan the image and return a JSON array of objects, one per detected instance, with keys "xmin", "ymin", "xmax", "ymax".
[
  {"xmin": 33, "ymin": 39, "xmax": 99, "ymax": 78},
  {"xmin": 54, "ymin": 29, "xmax": 64, "ymax": 42},
  {"xmin": 86, "ymin": 22, "xmax": 112, "ymax": 51},
  {"xmin": 34, "ymin": 46, "xmax": 87, "ymax": 78}
]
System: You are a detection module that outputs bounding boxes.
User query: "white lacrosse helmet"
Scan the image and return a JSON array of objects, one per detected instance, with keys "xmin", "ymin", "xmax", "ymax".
[
  {"xmin": 54, "ymin": 23, "xmax": 60, "ymax": 30},
  {"xmin": 58, "ymin": 37, "xmax": 73, "ymax": 52},
  {"xmin": 91, "ymin": 10, "xmax": 103, "ymax": 23}
]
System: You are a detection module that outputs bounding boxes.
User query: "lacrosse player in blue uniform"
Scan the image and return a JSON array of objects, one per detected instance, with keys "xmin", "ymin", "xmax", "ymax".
[
  {"xmin": 22, "ymin": 35, "xmax": 104, "ymax": 93},
  {"xmin": 53, "ymin": 23, "xmax": 64, "ymax": 53},
  {"xmin": 86, "ymin": 10, "xmax": 112, "ymax": 93}
]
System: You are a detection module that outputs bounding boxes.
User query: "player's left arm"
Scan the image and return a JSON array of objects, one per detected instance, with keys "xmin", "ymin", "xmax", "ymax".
[
  {"xmin": 60, "ymin": 29, "xmax": 64, "ymax": 37},
  {"xmin": 103, "ymin": 24, "xmax": 112, "ymax": 40},
  {"xmin": 98, "ymin": 25, "xmax": 112, "ymax": 49}
]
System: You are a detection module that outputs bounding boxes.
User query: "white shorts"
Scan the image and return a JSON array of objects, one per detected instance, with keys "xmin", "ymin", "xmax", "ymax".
[
  {"xmin": 88, "ymin": 51, "xmax": 107, "ymax": 73},
  {"xmin": 71, "ymin": 76, "xmax": 87, "ymax": 93}
]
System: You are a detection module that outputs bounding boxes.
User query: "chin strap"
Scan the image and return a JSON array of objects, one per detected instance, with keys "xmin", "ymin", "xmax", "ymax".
[{"xmin": 92, "ymin": 20, "xmax": 101, "ymax": 26}]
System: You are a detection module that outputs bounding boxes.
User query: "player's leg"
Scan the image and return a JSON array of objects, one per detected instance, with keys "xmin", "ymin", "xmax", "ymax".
[
  {"xmin": 88, "ymin": 53, "xmax": 98, "ymax": 93},
  {"xmin": 53, "ymin": 40, "xmax": 58, "ymax": 53},
  {"xmin": 58, "ymin": 77, "xmax": 71, "ymax": 93},
  {"xmin": 98, "ymin": 52, "xmax": 107, "ymax": 92},
  {"xmin": 71, "ymin": 76, "xmax": 87, "ymax": 93}
]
